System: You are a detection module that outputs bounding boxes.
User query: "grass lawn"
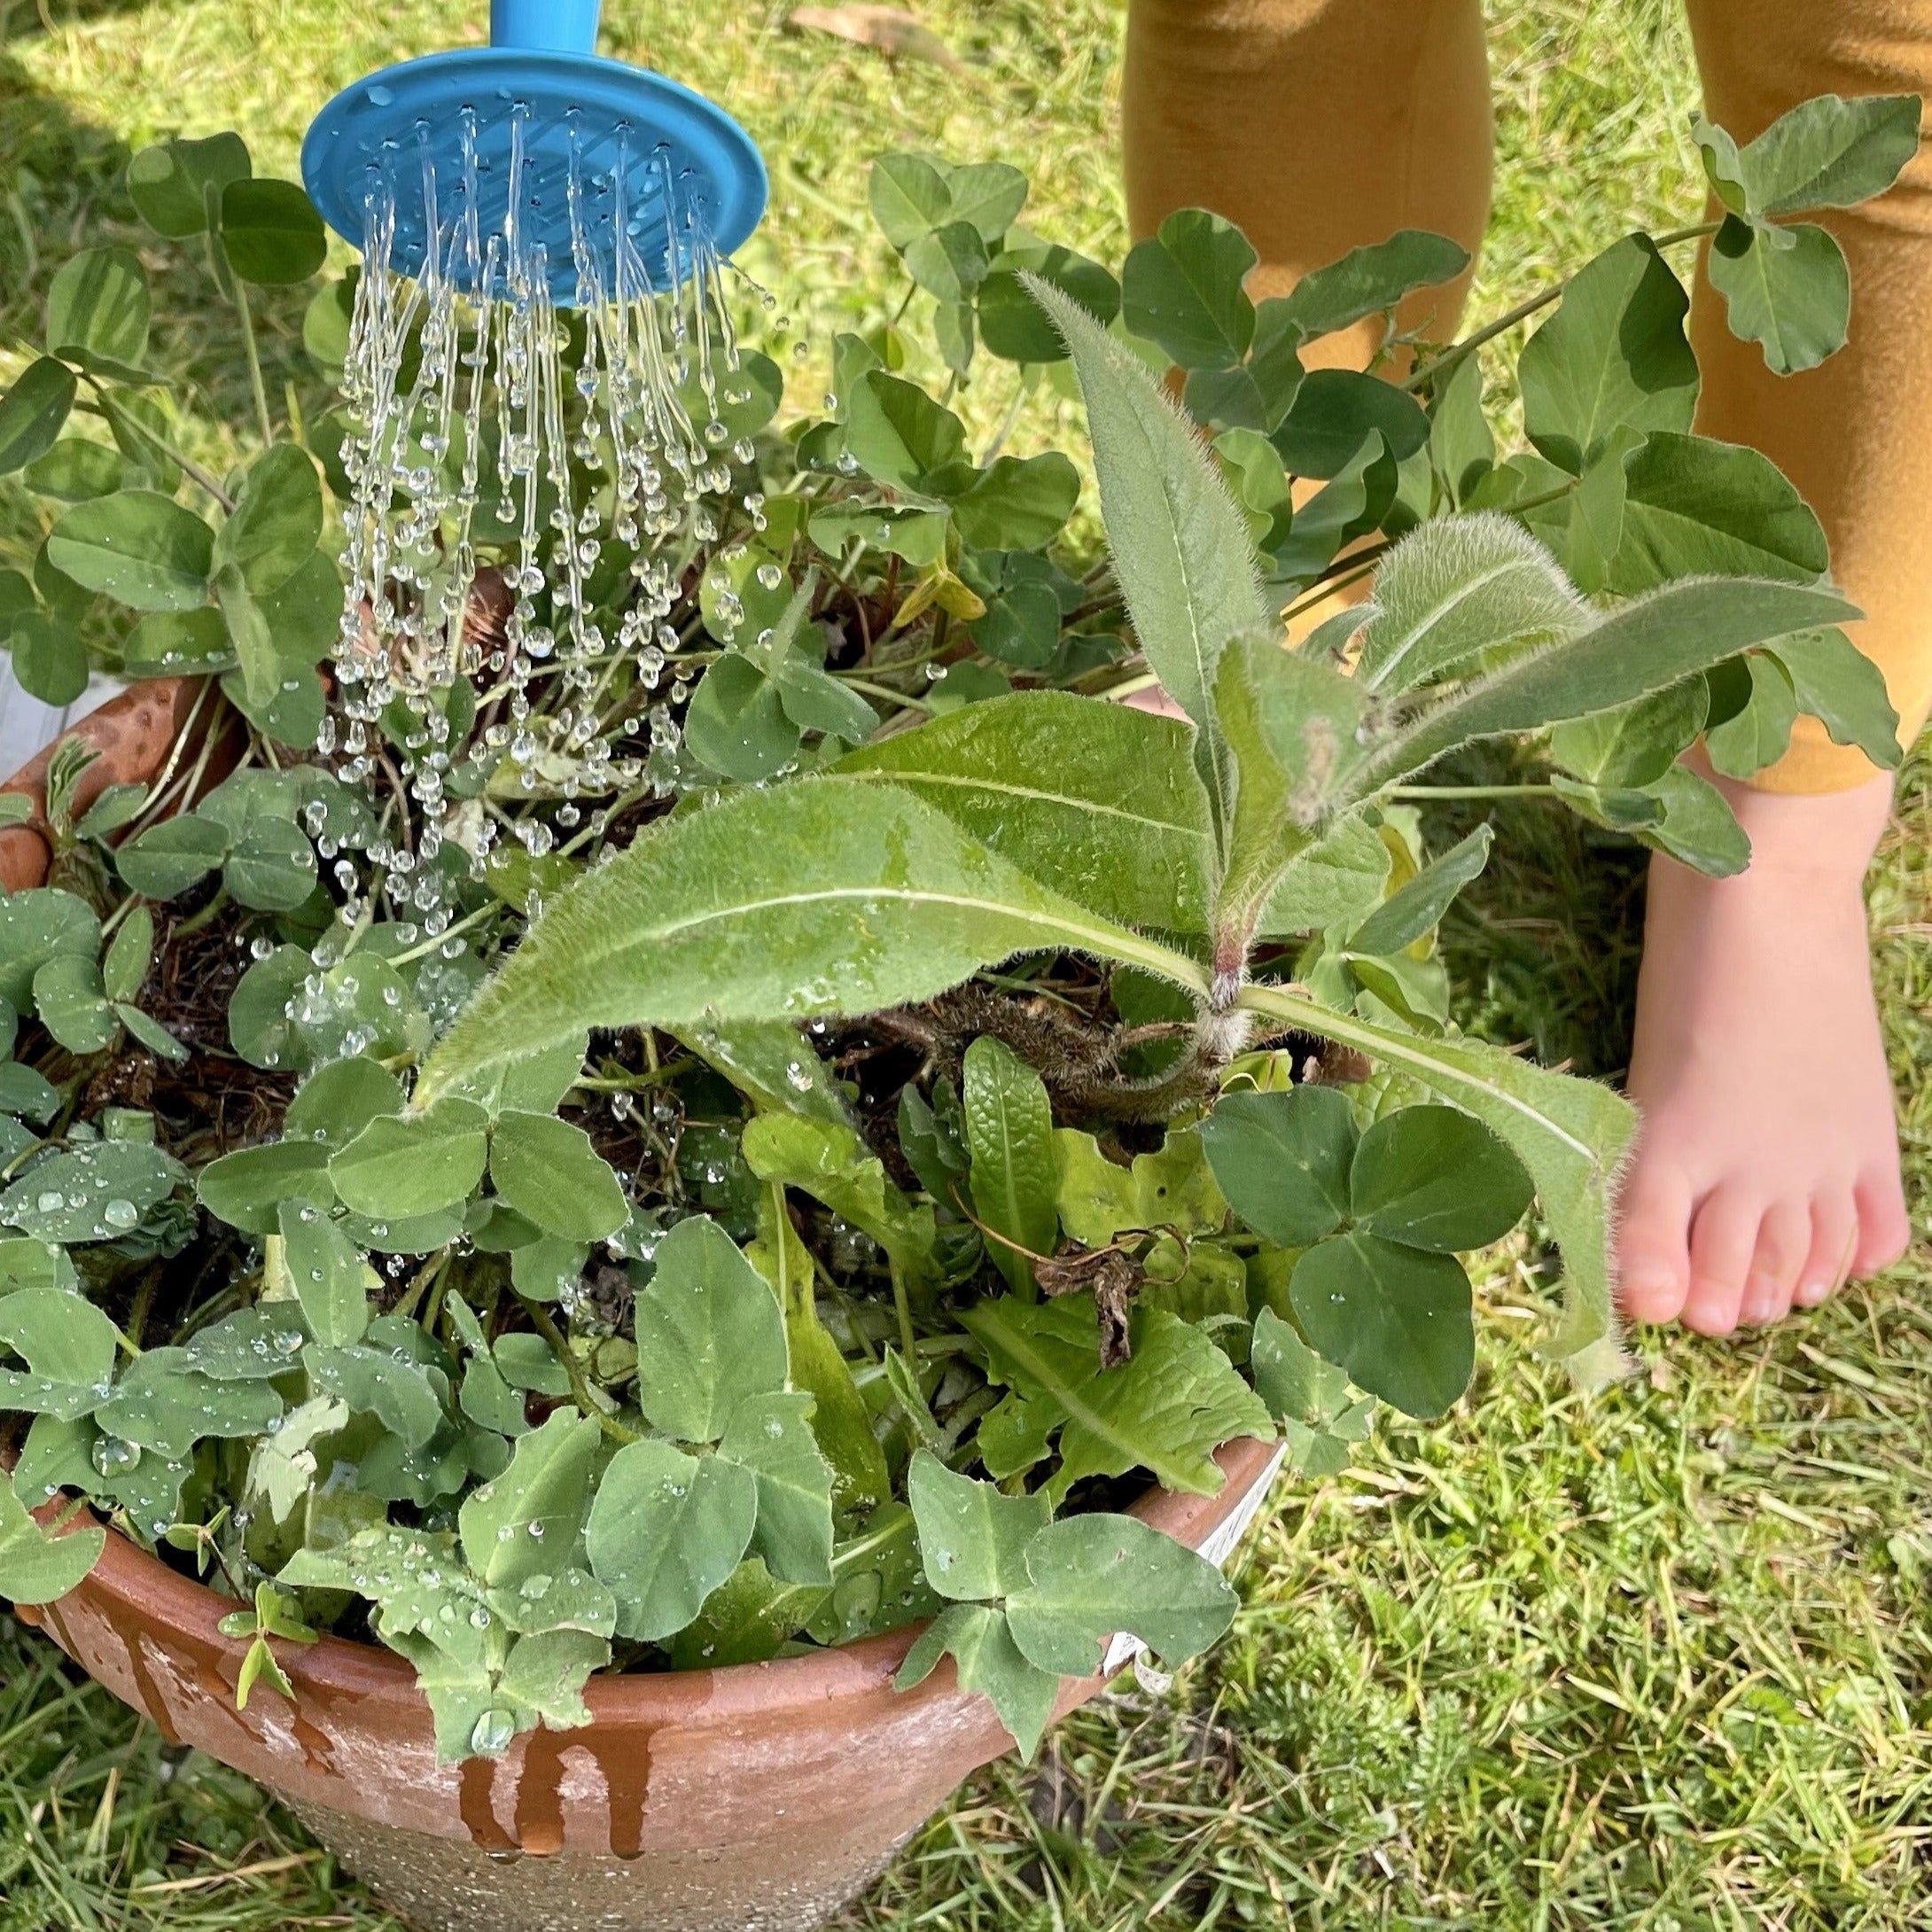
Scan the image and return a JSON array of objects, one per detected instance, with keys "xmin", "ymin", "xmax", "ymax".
[{"xmin": 2, "ymin": 3, "xmax": 1928, "ymax": 1928}]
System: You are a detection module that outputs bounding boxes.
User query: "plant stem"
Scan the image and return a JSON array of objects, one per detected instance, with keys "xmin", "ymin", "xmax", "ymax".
[
  {"xmin": 887, "ymin": 1254, "xmax": 916, "ymax": 1363},
  {"xmin": 1390, "ymin": 783, "xmax": 1562, "ymax": 800},
  {"xmin": 232, "ymin": 279, "xmax": 276, "ymax": 448},
  {"xmin": 516, "ymin": 1293, "xmax": 641, "ymax": 1445},
  {"xmin": 86, "ymin": 386, "xmax": 236, "ymax": 512},
  {"xmin": 837, "ymin": 675, "xmax": 937, "ymax": 714}
]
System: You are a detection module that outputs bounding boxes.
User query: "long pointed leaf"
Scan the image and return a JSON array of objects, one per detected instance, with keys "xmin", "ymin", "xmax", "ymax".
[
  {"xmin": 836, "ymin": 690, "xmax": 1215, "ymax": 931},
  {"xmin": 1353, "ymin": 576, "xmax": 1858, "ymax": 794},
  {"xmin": 1024, "ymin": 272, "xmax": 1269, "ymax": 837},
  {"xmin": 417, "ymin": 778, "xmax": 1205, "ymax": 1104},
  {"xmin": 1236, "ymin": 981, "xmax": 1637, "ymax": 1384}
]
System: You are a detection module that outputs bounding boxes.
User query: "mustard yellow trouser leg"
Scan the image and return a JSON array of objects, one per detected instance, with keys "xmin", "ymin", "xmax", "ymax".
[{"xmin": 1123, "ymin": 0, "xmax": 1932, "ymax": 791}]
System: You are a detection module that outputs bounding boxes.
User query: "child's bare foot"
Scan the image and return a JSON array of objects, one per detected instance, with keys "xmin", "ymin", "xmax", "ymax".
[{"xmin": 1616, "ymin": 765, "xmax": 1911, "ymax": 1336}]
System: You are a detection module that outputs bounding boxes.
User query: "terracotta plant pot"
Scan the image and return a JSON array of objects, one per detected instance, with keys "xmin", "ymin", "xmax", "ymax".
[{"xmin": 7, "ymin": 680, "xmax": 1289, "ymax": 1932}]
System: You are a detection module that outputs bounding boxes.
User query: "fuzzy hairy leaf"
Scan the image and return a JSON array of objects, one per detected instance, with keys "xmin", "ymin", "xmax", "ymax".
[
  {"xmin": 416, "ymin": 778, "xmax": 1204, "ymax": 1105},
  {"xmin": 1354, "ymin": 577, "xmax": 1860, "ymax": 795},
  {"xmin": 1024, "ymin": 272, "xmax": 1268, "ymax": 834},
  {"xmin": 1358, "ymin": 513, "xmax": 1585, "ymax": 693},
  {"xmin": 1214, "ymin": 634, "xmax": 1373, "ymax": 934},
  {"xmin": 837, "ymin": 691, "xmax": 1215, "ymax": 931}
]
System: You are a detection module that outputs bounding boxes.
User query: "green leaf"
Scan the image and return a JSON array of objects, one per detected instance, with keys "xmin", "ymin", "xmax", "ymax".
[
  {"xmin": 1005, "ymin": 1512, "xmax": 1237, "ymax": 1675},
  {"xmin": 1550, "ymin": 681, "xmax": 1708, "ymax": 791},
  {"xmin": 0, "ymin": 1471, "xmax": 105, "ymax": 1605},
  {"xmin": 1199, "ymin": 1087, "xmax": 1356, "ymax": 1248},
  {"xmin": 1024, "ymin": 271, "xmax": 1267, "ymax": 831},
  {"xmin": 117, "ymin": 813, "xmax": 230, "ymax": 899},
  {"xmin": 47, "ymin": 491, "xmax": 214, "ymax": 612},
  {"xmin": 220, "ymin": 177, "xmax": 328, "ymax": 285},
  {"xmin": 45, "ymin": 247, "xmax": 151, "ymax": 372},
  {"xmin": 442, "ymin": 1035, "xmax": 585, "ymax": 1122},
  {"xmin": 1765, "ymin": 627, "xmax": 1901, "ymax": 770},
  {"xmin": 895, "ymin": 1601, "xmax": 1062, "ymax": 1759},
  {"xmin": 95, "ymin": 1347, "xmax": 284, "ymax": 1459},
  {"xmin": 1696, "ymin": 94, "xmax": 1920, "ymax": 218},
  {"xmin": 1640, "ymin": 763, "xmax": 1753, "ymax": 876},
  {"xmin": 1706, "ymin": 652, "xmax": 1799, "ymax": 779},
  {"xmin": 869, "ymin": 152, "xmax": 953, "ymax": 248},
  {"xmin": 1355, "ymin": 578, "xmax": 1860, "ymax": 794},
  {"xmin": 126, "ymin": 133, "xmax": 251, "ymax": 238},
  {"xmin": 1358, "ymin": 513, "xmax": 1584, "ymax": 693},
  {"xmin": 460, "ymin": 1410, "xmax": 600, "ymax": 1589},
  {"xmin": 947, "ymin": 452, "xmax": 1079, "ymax": 551},
  {"xmin": 1235, "ymin": 983, "xmax": 1635, "ymax": 1383},
  {"xmin": 962, "ymin": 1297, "xmax": 1273, "ymax": 1502},
  {"xmin": 1347, "ymin": 824, "xmax": 1492, "ymax": 957},
  {"xmin": 215, "ymin": 442, "xmax": 323, "ymax": 596},
  {"xmin": 906, "ymin": 1447, "xmax": 1050, "ymax": 1601},
  {"xmin": 717, "ymin": 1391, "xmax": 836, "ymax": 1587},
  {"xmin": 1706, "ymin": 216, "xmax": 1850, "ymax": 377},
  {"xmin": 904, "ymin": 219, "xmax": 989, "ymax": 302},
  {"xmin": 837, "ymin": 691, "xmax": 1214, "ymax": 933},
  {"xmin": 1279, "ymin": 230, "xmax": 1471, "ymax": 340},
  {"xmin": 1350, "ymin": 1103, "xmax": 1533, "ymax": 1250},
  {"xmin": 1290, "ymin": 1232, "xmax": 1473, "ymax": 1418},
  {"xmin": 487, "ymin": 1110, "xmax": 627, "ymax": 1243},
  {"xmin": 99, "ymin": 906, "xmax": 152, "ymax": 1009},
  {"xmin": 1275, "ymin": 371, "xmax": 1430, "ymax": 479},
  {"xmin": 1250, "ymin": 1307, "xmax": 1349, "ymax": 1424},
  {"xmin": 1607, "ymin": 431, "xmax": 1829, "ymax": 593},
  {"xmin": 964, "ymin": 1036, "xmax": 1059, "ymax": 1296},
  {"xmin": 0, "ymin": 1286, "xmax": 121, "ymax": 1419},
  {"xmin": 683, "ymin": 653, "xmax": 802, "ymax": 783},
  {"xmin": 585, "ymin": 1437, "xmax": 758, "ymax": 1642},
  {"xmin": 32, "ymin": 954, "xmax": 114, "ymax": 1055},
  {"xmin": 0, "ymin": 358, "xmax": 79, "ymax": 474},
  {"xmin": 1211, "ymin": 633, "xmax": 1371, "ymax": 931},
  {"xmin": 305, "ymin": 1341, "xmax": 444, "ymax": 1449},
  {"xmin": 415, "ymin": 778, "xmax": 1204, "ymax": 1106},
  {"xmin": 1259, "ymin": 814, "xmax": 1392, "ymax": 937},
  {"xmin": 942, "ymin": 160, "xmax": 1028, "ymax": 242},
  {"xmin": 632, "ymin": 1215, "xmax": 790, "ymax": 1444},
  {"xmin": 329, "ymin": 1099, "xmax": 490, "ymax": 1219},
  {"xmin": 978, "ymin": 245, "xmax": 1118, "ymax": 362},
  {"xmin": 0, "ymin": 1142, "xmax": 183, "ymax": 1246},
  {"xmin": 23, "ymin": 437, "xmax": 124, "ymax": 502},
  {"xmin": 197, "ymin": 1141, "xmax": 332, "ymax": 1234},
  {"xmin": 10, "ymin": 613, "xmax": 90, "ymax": 707},
  {"xmin": 1426, "ymin": 352, "xmax": 1495, "ymax": 502},
  {"xmin": 843, "ymin": 371, "xmax": 967, "ymax": 491},
  {"xmin": 1053, "ymin": 1126, "xmax": 1227, "ymax": 1247},
  {"xmin": 1121, "ymin": 209, "xmax": 1258, "ymax": 369},
  {"xmin": 224, "ymin": 814, "xmax": 319, "ymax": 911},
  {"xmin": 1518, "ymin": 236, "xmax": 1698, "ymax": 474},
  {"xmin": 741, "ymin": 1113, "xmax": 936, "ymax": 1272},
  {"xmin": 0, "ymin": 889, "xmax": 99, "ymax": 1012},
  {"xmin": 277, "ymin": 1200, "xmax": 369, "ymax": 1346}
]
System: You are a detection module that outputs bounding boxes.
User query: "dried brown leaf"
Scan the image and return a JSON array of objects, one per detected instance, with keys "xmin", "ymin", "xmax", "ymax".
[{"xmin": 788, "ymin": 5, "xmax": 961, "ymax": 69}]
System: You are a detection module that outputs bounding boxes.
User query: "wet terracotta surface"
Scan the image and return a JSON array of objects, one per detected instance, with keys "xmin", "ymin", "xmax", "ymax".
[
  {"xmin": 2, "ymin": 685, "xmax": 1288, "ymax": 1928},
  {"xmin": 23, "ymin": 1439, "xmax": 1283, "ymax": 1929},
  {"xmin": 0, "ymin": 677, "xmax": 213, "ymax": 892}
]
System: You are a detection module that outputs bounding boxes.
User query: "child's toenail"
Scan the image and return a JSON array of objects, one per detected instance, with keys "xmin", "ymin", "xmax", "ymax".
[{"xmin": 1797, "ymin": 1281, "xmax": 1830, "ymax": 1306}]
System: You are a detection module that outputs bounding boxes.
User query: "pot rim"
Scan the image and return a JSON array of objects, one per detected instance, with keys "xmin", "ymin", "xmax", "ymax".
[{"xmin": 5, "ymin": 678, "xmax": 1288, "ymax": 1728}]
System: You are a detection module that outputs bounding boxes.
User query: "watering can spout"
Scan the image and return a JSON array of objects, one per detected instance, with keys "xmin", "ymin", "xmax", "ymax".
[{"xmin": 491, "ymin": 0, "xmax": 602, "ymax": 55}]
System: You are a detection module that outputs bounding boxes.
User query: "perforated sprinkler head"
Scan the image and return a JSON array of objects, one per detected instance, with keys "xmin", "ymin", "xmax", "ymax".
[{"xmin": 300, "ymin": 0, "xmax": 767, "ymax": 304}]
